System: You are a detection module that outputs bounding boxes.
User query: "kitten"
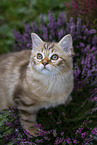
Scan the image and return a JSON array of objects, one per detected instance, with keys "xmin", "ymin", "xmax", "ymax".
[{"xmin": 0, "ymin": 33, "xmax": 74, "ymax": 136}]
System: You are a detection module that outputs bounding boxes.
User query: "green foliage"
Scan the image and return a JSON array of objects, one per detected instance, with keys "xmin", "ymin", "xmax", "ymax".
[{"xmin": 0, "ymin": 0, "xmax": 69, "ymax": 54}]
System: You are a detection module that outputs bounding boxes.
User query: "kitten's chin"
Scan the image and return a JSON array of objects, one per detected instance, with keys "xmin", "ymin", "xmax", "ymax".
[
  {"xmin": 39, "ymin": 68, "xmax": 51, "ymax": 75},
  {"xmin": 35, "ymin": 64, "xmax": 57, "ymax": 75},
  {"xmin": 35, "ymin": 64, "xmax": 52, "ymax": 75}
]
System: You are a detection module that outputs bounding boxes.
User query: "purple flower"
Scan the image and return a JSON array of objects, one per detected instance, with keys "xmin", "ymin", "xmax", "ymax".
[
  {"xmin": 35, "ymin": 139, "xmax": 43, "ymax": 143},
  {"xmin": 62, "ymin": 112, "xmax": 66, "ymax": 116},
  {"xmin": 48, "ymin": 112, "xmax": 52, "ymax": 115},
  {"xmin": 60, "ymin": 132, "xmax": 64, "ymax": 136},
  {"xmin": 81, "ymin": 132, "xmax": 87, "ymax": 139},
  {"xmin": 66, "ymin": 137, "xmax": 72, "ymax": 144},
  {"xmin": 55, "ymin": 137, "xmax": 64, "ymax": 145},
  {"xmin": 91, "ymin": 127, "xmax": 97, "ymax": 135},
  {"xmin": 56, "ymin": 120, "xmax": 62, "ymax": 124},
  {"xmin": 89, "ymin": 29, "xmax": 96, "ymax": 35},
  {"xmin": 53, "ymin": 129, "xmax": 57, "ymax": 137},
  {"xmin": 80, "ymin": 42, "xmax": 85, "ymax": 48}
]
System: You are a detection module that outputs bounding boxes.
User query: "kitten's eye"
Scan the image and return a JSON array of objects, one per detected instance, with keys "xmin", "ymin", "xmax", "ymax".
[
  {"xmin": 51, "ymin": 54, "xmax": 59, "ymax": 60},
  {"xmin": 37, "ymin": 53, "xmax": 43, "ymax": 59}
]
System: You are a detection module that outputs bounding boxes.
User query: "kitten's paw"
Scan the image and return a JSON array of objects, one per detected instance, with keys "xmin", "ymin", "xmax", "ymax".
[
  {"xmin": 28, "ymin": 128, "xmax": 38, "ymax": 137},
  {"xmin": 27, "ymin": 126, "xmax": 40, "ymax": 137}
]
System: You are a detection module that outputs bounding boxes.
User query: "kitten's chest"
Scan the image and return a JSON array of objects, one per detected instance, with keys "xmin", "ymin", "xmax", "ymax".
[
  {"xmin": 26, "ymin": 74, "xmax": 72, "ymax": 107},
  {"xmin": 32, "ymin": 75, "xmax": 65, "ymax": 94}
]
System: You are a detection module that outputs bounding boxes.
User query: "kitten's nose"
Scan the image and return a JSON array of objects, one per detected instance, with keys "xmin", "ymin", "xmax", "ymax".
[
  {"xmin": 42, "ymin": 61, "xmax": 48, "ymax": 66},
  {"xmin": 42, "ymin": 58, "xmax": 50, "ymax": 66}
]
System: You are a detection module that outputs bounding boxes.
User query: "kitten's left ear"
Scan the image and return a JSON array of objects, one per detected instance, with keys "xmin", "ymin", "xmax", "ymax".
[
  {"xmin": 58, "ymin": 34, "xmax": 74, "ymax": 56},
  {"xmin": 31, "ymin": 33, "xmax": 44, "ymax": 49}
]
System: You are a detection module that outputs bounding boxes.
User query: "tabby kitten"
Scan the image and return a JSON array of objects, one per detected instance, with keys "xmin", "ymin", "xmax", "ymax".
[{"xmin": 0, "ymin": 33, "xmax": 74, "ymax": 136}]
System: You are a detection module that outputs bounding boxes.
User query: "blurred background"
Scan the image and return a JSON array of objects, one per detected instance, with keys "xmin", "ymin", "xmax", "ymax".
[
  {"xmin": 0, "ymin": 0, "xmax": 97, "ymax": 53},
  {"xmin": 0, "ymin": 0, "xmax": 66, "ymax": 53}
]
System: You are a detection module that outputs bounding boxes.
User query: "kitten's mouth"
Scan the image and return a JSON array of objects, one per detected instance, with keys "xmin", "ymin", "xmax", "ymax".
[{"xmin": 42, "ymin": 67, "xmax": 49, "ymax": 71}]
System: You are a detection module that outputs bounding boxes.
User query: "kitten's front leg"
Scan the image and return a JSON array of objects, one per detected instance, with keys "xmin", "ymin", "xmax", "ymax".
[
  {"xmin": 19, "ymin": 109, "xmax": 38, "ymax": 136},
  {"xmin": 14, "ymin": 93, "xmax": 40, "ymax": 136}
]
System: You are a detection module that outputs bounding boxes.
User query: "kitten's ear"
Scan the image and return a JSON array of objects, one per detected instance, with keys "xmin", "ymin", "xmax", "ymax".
[
  {"xmin": 58, "ymin": 34, "xmax": 74, "ymax": 55},
  {"xmin": 31, "ymin": 33, "xmax": 44, "ymax": 49}
]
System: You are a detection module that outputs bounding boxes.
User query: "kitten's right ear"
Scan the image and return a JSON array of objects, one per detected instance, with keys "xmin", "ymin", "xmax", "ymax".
[
  {"xmin": 31, "ymin": 33, "xmax": 44, "ymax": 49},
  {"xmin": 58, "ymin": 34, "xmax": 74, "ymax": 56}
]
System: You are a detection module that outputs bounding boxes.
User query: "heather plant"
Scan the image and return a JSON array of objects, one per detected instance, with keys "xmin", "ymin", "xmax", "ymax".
[
  {"xmin": 64, "ymin": 0, "xmax": 97, "ymax": 30},
  {"xmin": 0, "ymin": 12, "xmax": 97, "ymax": 144}
]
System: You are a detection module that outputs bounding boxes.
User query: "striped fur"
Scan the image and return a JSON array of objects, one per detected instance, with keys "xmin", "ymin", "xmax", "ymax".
[{"xmin": 0, "ymin": 33, "xmax": 74, "ymax": 136}]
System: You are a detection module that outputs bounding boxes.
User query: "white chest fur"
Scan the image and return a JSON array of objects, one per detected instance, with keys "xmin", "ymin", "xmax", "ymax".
[{"xmin": 26, "ymin": 66, "xmax": 73, "ymax": 108}]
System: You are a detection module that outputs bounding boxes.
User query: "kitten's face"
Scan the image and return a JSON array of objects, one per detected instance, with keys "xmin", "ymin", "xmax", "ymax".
[{"xmin": 31, "ymin": 33, "xmax": 73, "ymax": 75}]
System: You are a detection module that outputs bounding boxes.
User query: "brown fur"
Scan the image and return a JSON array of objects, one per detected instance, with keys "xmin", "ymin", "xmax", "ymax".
[{"xmin": 0, "ymin": 33, "xmax": 74, "ymax": 136}]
